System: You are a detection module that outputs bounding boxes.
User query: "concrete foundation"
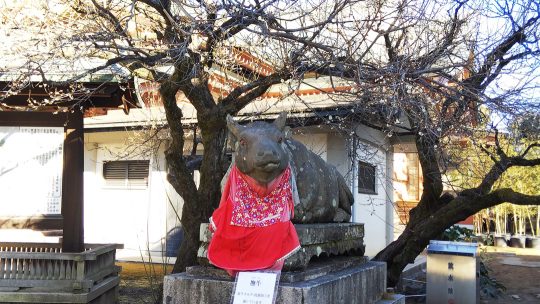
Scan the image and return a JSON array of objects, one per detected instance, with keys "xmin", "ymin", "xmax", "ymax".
[{"xmin": 164, "ymin": 258, "xmax": 392, "ymax": 304}]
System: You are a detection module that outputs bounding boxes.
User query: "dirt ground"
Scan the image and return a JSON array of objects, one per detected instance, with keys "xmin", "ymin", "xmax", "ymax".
[
  {"xmin": 117, "ymin": 248, "xmax": 540, "ymax": 304},
  {"xmin": 481, "ymin": 250, "xmax": 540, "ymax": 303},
  {"xmin": 118, "ymin": 262, "xmax": 171, "ymax": 304}
]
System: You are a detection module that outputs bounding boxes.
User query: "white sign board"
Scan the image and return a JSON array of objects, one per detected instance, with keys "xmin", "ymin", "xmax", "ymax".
[
  {"xmin": 0, "ymin": 126, "xmax": 64, "ymax": 215},
  {"xmin": 232, "ymin": 271, "xmax": 279, "ymax": 304}
]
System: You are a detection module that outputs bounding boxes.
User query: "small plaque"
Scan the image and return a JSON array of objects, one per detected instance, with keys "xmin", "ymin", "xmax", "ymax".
[{"xmin": 232, "ymin": 271, "xmax": 279, "ymax": 304}]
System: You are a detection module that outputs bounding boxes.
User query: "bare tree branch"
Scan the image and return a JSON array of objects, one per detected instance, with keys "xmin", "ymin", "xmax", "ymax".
[{"xmin": 219, "ymin": 71, "xmax": 289, "ymax": 114}]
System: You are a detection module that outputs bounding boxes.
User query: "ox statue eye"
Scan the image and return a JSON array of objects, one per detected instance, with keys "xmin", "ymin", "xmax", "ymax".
[
  {"xmin": 239, "ymin": 138, "xmax": 246, "ymax": 146},
  {"xmin": 278, "ymin": 137, "xmax": 283, "ymax": 143}
]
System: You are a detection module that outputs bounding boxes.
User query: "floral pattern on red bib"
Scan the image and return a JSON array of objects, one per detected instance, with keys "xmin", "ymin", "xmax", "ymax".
[{"xmin": 230, "ymin": 167, "xmax": 293, "ymax": 227}]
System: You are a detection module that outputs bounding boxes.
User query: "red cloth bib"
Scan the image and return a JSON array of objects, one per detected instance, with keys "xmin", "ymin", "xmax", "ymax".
[{"xmin": 207, "ymin": 165, "xmax": 300, "ymax": 271}]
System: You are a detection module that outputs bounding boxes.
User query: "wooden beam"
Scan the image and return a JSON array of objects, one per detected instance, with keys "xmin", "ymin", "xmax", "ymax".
[
  {"xmin": 0, "ymin": 111, "xmax": 69, "ymax": 126},
  {"xmin": 0, "ymin": 215, "xmax": 63, "ymax": 230},
  {"xmin": 62, "ymin": 109, "xmax": 85, "ymax": 253},
  {"xmin": 0, "ymin": 81, "xmax": 136, "ymax": 109}
]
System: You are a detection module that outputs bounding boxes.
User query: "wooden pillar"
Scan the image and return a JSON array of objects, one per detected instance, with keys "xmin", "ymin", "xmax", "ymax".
[{"xmin": 62, "ymin": 109, "xmax": 85, "ymax": 252}]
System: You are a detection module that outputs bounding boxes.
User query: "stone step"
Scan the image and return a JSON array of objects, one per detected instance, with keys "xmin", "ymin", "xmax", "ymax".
[
  {"xmin": 187, "ymin": 256, "xmax": 368, "ymax": 283},
  {"xmin": 200, "ymin": 223, "xmax": 365, "ymax": 244},
  {"xmin": 376, "ymin": 293, "xmax": 406, "ymax": 304}
]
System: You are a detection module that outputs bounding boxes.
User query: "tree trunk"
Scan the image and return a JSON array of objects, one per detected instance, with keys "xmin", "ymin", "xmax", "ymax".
[
  {"xmin": 171, "ymin": 114, "xmax": 228, "ymax": 274},
  {"xmin": 495, "ymin": 207, "xmax": 501, "ymax": 234},
  {"xmin": 536, "ymin": 206, "xmax": 540, "ymax": 236},
  {"xmin": 526, "ymin": 207, "xmax": 535, "ymax": 236},
  {"xmin": 197, "ymin": 113, "xmax": 229, "ymax": 219},
  {"xmin": 374, "ymin": 202, "xmax": 462, "ymax": 286},
  {"xmin": 504, "ymin": 210, "xmax": 508, "ymax": 234},
  {"xmin": 513, "ymin": 204, "xmax": 518, "ymax": 234}
]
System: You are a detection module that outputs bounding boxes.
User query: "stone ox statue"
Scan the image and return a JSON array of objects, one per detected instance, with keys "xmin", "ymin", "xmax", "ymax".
[
  {"xmin": 206, "ymin": 112, "xmax": 354, "ymax": 274},
  {"xmin": 226, "ymin": 112, "xmax": 353, "ymax": 223}
]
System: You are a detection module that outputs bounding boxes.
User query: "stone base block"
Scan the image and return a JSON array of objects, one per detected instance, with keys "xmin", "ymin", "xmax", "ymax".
[
  {"xmin": 376, "ymin": 294, "xmax": 406, "ymax": 304},
  {"xmin": 198, "ymin": 223, "xmax": 365, "ymax": 270},
  {"xmin": 164, "ymin": 259, "xmax": 387, "ymax": 304},
  {"xmin": 0, "ymin": 276, "xmax": 119, "ymax": 304}
]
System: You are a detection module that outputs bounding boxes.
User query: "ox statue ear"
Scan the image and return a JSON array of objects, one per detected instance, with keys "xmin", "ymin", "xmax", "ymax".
[
  {"xmin": 226, "ymin": 114, "xmax": 243, "ymax": 138},
  {"xmin": 273, "ymin": 112, "xmax": 287, "ymax": 131}
]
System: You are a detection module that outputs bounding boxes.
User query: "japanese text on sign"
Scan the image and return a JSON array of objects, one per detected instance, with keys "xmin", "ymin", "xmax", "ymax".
[
  {"xmin": 232, "ymin": 271, "xmax": 279, "ymax": 304},
  {"xmin": 447, "ymin": 261, "xmax": 455, "ymax": 304}
]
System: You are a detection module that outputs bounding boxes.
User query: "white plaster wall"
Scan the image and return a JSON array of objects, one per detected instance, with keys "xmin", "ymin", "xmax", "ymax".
[
  {"xmin": 84, "ymin": 131, "xmax": 183, "ymax": 258},
  {"xmin": 292, "ymin": 127, "xmax": 394, "ymax": 257},
  {"xmin": 352, "ymin": 125, "xmax": 394, "ymax": 257},
  {"xmin": 292, "ymin": 132, "xmax": 327, "ymax": 161},
  {"xmin": 327, "ymin": 133, "xmax": 351, "ymax": 180}
]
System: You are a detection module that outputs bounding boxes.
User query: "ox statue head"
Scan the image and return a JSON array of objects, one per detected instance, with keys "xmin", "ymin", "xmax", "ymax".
[{"xmin": 226, "ymin": 113, "xmax": 290, "ymax": 185}]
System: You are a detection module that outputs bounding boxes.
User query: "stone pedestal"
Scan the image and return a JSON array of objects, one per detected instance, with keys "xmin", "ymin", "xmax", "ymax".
[
  {"xmin": 164, "ymin": 257, "xmax": 392, "ymax": 304},
  {"xmin": 198, "ymin": 223, "xmax": 365, "ymax": 270},
  {"xmin": 164, "ymin": 222, "xmax": 406, "ymax": 303}
]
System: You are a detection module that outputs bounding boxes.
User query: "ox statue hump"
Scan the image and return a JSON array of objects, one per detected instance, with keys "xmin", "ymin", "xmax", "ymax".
[{"xmin": 226, "ymin": 112, "xmax": 354, "ymax": 223}]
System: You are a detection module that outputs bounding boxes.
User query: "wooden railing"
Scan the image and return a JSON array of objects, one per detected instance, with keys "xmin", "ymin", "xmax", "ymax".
[{"xmin": 0, "ymin": 242, "xmax": 120, "ymax": 292}]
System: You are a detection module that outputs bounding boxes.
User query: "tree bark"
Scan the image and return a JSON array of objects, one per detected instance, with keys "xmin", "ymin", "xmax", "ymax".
[{"xmin": 171, "ymin": 137, "xmax": 228, "ymax": 274}]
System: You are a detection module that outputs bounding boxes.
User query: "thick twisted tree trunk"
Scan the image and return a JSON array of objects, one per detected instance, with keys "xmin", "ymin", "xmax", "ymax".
[
  {"xmin": 172, "ymin": 121, "xmax": 227, "ymax": 274},
  {"xmin": 166, "ymin": 110, "xmax": 229, "ymax": 273},
  {"xmin": 160, "ymin": 57, "xmax": 284, "ymax": 274},
  {"xmin": 370, "ymin": 4, "xmax": 540, "ymax": 287},
  {"xmin": 156, "ymin": 67, "xmax": 229, "ymax": 273},
  {"xmin": 373, "ymin": 195, "xmax": 457, "ymax": 286}
]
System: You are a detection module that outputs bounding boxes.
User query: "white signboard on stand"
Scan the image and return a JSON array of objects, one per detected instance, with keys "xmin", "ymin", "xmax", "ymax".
[
  {"xmin": 232, "ymin": 271, "xmax": 280, "ymax": 304},
  {"xmin": 0, "ymin": 126, "xmax": 64, "ymax": 215}
]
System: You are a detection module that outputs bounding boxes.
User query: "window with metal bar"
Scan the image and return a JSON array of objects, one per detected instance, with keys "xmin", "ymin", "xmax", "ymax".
[{"xmin": 103, "ymin": 160, "xmax": 150, "ymax": 188}]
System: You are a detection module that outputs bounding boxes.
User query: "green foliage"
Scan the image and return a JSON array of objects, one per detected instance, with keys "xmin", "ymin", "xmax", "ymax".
[
  {"xmin": 444, "ymin": 133, "xmax": 540, "ymax": 235},
  {"xmin": 445, "ymin": 131, "xmax": 539, "ymax": 194},
  {"xmin": 437, "ymin": 225, "xmax": 474, "ymax": 242}
]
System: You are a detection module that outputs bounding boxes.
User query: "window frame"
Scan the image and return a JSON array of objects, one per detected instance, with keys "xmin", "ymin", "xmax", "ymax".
[
  {"xmin": 102, "ymin": 160, "xmax": 150, "ymax": 189},
  {"xmin": 357, "ymin": 161, "xmax": 377, "ymax": 195}
]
